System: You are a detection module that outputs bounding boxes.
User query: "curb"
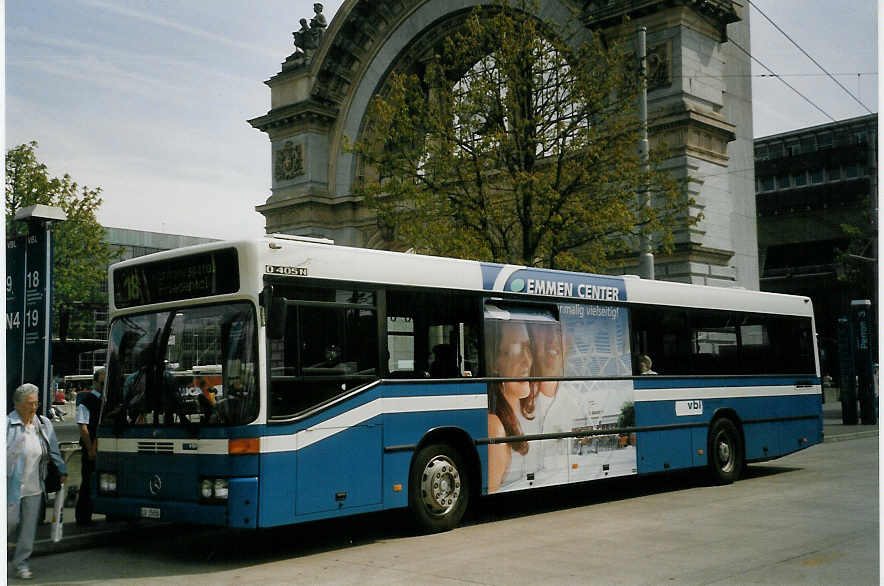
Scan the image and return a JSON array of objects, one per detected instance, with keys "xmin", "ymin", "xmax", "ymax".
[
  {"xmin": 11, "ymin": 521, "xmax": 173, "ymax": 559},
  {"xmin": 824, "ymin": 430, "xmax": 879, "ymax": 443}
]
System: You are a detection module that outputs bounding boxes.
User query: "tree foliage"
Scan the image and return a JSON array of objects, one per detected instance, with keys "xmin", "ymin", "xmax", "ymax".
[
  {"xmin": 835, "ymin": 201, "xmax": 876, "ymax": 300},
  {"xmin": 351, "ymin": 1, "xmax": 692, "ymax": 271},
  {"xmin": 6, "ymin": 141, "xmax": 119, "ymax": 339}
]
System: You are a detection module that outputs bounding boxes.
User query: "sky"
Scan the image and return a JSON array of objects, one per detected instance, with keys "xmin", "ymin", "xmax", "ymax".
[{"xmin": 4, "ymin": 0, "xmax": 879, "ymax": 241}]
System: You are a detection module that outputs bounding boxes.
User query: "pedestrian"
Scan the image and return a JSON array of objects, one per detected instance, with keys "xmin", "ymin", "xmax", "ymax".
[
  {"xmin": 76, "ymin": 367, "xmax": 105, "ymax": 526},
  {"xmin": 7, "ymin": 383, "xmax": 68, "ymax": 580}
]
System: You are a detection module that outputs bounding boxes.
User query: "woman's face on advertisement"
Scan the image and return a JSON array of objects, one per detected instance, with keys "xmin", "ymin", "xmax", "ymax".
[{"xmin": 496, "ymin": 322, "xmax": 532, "ymax": 398}]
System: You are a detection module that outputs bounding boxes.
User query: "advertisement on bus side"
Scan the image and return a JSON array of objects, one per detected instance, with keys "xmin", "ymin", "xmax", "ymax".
[{"xmin": 486, "ymin": 302, "xmax": 636, "ymax": 493}]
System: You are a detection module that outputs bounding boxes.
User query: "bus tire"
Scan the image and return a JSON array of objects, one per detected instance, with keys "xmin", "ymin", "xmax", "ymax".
[
  {"xmin": 409, "ymin": 443, "xmax": 470, "ymax": 533},
  {"xmin": 707, "ymin": 418, "xmax": 743, "ymax": 484}
]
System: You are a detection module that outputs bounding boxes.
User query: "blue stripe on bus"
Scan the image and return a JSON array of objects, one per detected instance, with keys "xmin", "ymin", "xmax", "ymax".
[
  {"xmin": 504, "ymin": 268, "xmax": 626, "ymax": 300},
  {"xmin": 480, "ymin": 262, "xmax": 506, "ymax": 290},
  {"xmin": 256, "ymin": 404, "xmax": 489, "ymax": 527},
  {"xmin": 634, "ymin": 393, "xmax": 822, "ymax": 474}
]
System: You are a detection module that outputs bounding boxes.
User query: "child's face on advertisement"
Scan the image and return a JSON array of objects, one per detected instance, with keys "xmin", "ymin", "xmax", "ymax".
[{"xmin": 531, "ymin": 323, "xmax": 563, "ymax": 376}]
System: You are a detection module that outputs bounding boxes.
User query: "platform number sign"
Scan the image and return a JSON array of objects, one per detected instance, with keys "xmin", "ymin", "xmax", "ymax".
[
  {"xmin": 6, "ymin": 237, "xmax": 26, "ymax": 407},
  {"xmin": 5, "ymin": 232, "xmax": 53, "ymax": 414}
]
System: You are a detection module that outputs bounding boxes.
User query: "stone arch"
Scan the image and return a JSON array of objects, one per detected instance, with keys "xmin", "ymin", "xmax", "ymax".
[
  {"xmin": 319, "ymin": 1, "xmax": 587, "ymax": 201},
  {"xmin": 250, "ymin": 0, "xmax": 760, "ymax": 288}
]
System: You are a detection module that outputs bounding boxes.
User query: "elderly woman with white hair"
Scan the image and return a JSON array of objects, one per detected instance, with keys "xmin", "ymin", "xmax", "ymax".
[{"xmin": 7, "ymin": 383, "xmax": 67, "ymax": 580}]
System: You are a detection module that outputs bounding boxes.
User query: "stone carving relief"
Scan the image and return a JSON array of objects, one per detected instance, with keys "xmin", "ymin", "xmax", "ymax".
[
  {"xmin": 275, "ymin": 141, "xmax": 304, "ymax": 182},
  {"xmin": 647, "ymin": 41, "xmax": 671, "ymax": 91}
]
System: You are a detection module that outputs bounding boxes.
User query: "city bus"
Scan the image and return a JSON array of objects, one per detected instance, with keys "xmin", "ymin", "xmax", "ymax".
[{"xmin": 93, "ymin": 235, "xmax": 822, "ymax": 531}]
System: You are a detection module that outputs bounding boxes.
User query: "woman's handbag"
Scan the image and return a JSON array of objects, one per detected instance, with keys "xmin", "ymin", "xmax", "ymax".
[
  {"xmin": 38, "ymin": 415, "xmax": 63, "ymax": 494},
  {"xmin": 45, "ymin": 459, "xmax": 62, "ymax": 494}
]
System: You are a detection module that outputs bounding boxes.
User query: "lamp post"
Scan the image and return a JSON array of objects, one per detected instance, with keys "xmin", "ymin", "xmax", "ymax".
[{"xmin": 637, "ymin": 26, "xmax": 654, "ymax": 280}]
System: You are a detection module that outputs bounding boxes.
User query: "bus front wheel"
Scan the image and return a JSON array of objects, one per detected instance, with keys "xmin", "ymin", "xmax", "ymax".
[
  {"xmin": 707, "ymin": 418, "xmax": 743, "ymax": 484},
  {"xmin": 409, "ymin": 443, "xmax": 470, "ymax": 532}
]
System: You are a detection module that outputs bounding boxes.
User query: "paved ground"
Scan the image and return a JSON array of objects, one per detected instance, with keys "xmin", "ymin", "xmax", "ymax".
[
  {"xmin": 14, "ymin": 399, "xmax": 877, "ymax": 558},
  {"xmin": 11, "ymin": 432, "xmax": 879, "ymax": 585}
]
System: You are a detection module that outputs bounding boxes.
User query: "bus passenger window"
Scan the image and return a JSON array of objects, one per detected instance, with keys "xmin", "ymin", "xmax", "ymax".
[
  {"xmin": 631, "ymin": 306, "xmax": 815, "ymax": 376},
  {"xmin": 386, "ymin": 289, "xmax": 479, "ymax": 379}
]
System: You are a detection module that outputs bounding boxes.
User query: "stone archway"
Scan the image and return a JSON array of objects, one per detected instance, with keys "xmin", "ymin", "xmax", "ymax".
[{"xmin": 249, "ymin": 0, "xmax": 759, "ymax": 288}]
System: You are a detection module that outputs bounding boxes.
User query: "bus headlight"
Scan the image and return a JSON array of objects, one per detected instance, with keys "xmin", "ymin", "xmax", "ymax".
[
  {"xmin": 199, "ymin": 477, "xmax": 229, "ymax": 502},
  {"xmin": 213, "ymin": 479, "xmax": 229, "ymax": 500},
  {"xmin": 200, "ymin": 479, "xmax": 214, "ymax": 499},
  {"xmin": 99, "ymin": 472, "xmax": 118, "ymax": 495}
]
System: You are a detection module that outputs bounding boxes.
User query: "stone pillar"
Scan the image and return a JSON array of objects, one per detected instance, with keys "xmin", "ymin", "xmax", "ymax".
[
  {"xmin": 249, "ymin": 62, "xmax": 371, "ymax": 244},
  {"xmin": 592, "ymin": 1, "xmax": 759, "ymax": 288}
]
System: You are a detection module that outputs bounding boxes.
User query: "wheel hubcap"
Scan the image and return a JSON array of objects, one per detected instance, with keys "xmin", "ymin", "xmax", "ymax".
[
  {"xmin": 420, "ymin": 455, "xmax": 461, "ymax": 517},
  {"xmin": 716, "ymin": 433, "xmax": 734, "ymax": 472}
]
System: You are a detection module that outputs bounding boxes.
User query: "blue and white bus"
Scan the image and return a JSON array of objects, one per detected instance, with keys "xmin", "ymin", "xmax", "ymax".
[{"xmin": 94, "ymin": 235, "xmax": 822, "ymax": 531}]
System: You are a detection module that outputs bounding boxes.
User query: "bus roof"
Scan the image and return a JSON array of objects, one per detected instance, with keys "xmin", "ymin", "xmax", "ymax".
[{"xmin": 109, "ymin": 236, "xmax": 814, "ymax": 318}]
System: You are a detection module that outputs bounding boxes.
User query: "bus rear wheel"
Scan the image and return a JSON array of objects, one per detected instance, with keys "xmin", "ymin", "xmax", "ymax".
[
  {"xmin": 409, "ymin": 443, "xmax": 470, "ymax": 533},
  {"xmin": 707, "ymin": 418, "xmax": 743, "ymax": 484}
]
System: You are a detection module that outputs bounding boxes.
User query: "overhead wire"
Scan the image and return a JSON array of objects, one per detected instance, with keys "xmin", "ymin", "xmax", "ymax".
[
  {"xmin": 644, "ymin": 9, "xmax": 874, "ymax": 185},
  {"xmin": 690, "ymin": 8, "xmax": 840, "ymax": 123},
  {"xmin": 747, "ymin": 0, "xmax": 875, "ymax": 114},
  {"xmin": 727, "ymin": 36, "xmax": 836, "ymax": 122},
  {"xmin": 684, "ymin": 72, "xmax": 878, "ymax": 79}
]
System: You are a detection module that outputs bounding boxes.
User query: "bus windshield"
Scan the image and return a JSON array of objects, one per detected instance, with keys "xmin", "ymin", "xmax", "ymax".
[{"xmin": 103, "ymin": 302, "xmax": 259, "ymax": 430}]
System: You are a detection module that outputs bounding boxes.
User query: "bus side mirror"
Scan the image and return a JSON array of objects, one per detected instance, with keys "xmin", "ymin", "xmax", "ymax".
[{"xmin": 261, "ymin": 286, "xmax": 288, "ymax": 340}]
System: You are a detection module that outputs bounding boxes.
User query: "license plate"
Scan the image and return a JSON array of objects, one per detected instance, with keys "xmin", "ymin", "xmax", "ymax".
[{"xmin": 140, "ymin": 507, "xmax": 161, "ymax": 519}]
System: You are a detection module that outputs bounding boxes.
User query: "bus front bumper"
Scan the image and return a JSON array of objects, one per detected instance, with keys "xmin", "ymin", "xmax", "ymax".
[{"xmin": 95, "ymin": 477, "xmax": 259, "ymax": 528}]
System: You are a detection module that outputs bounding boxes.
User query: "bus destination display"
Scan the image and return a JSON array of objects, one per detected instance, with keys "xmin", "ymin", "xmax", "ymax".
[{"xmin": 113, "ymin": 249, "xmax": 239, "ymax": 308}]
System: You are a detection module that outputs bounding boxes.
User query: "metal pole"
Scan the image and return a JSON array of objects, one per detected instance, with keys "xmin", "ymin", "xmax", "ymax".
[
  {"xmin": 42, "ymin": 224, "xmax": 53, "ymax": 417},
  {"xmin": 637, "ymin": 26, "xmax": 654, "ymax": 280}
]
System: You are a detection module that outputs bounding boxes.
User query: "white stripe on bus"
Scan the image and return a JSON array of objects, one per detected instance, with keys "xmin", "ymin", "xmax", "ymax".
[
  {"xmin": 267, "ymin": 394, "xmax": 488, "ymax": 453},
  {"xmin": 634, "ymin": 385, "xmax": 821, "ymax": 402}
]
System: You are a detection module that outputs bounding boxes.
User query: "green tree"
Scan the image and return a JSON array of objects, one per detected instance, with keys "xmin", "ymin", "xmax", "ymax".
[
  {"xmin": 6, "ymin": 141, "xmax": 120, "ymax": 339},
  {"xmin": 351, "ymin": 1, "xmax": 692, "ymax": 271},
  {"xmin": 836, "ymin": 201, "xmax": 877, "ymax": 301}
]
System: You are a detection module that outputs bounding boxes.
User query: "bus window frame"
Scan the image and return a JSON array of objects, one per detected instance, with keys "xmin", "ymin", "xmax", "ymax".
[{"xmin": 264, "ymin": 278, "xmax": 383, "ymax": 422}]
